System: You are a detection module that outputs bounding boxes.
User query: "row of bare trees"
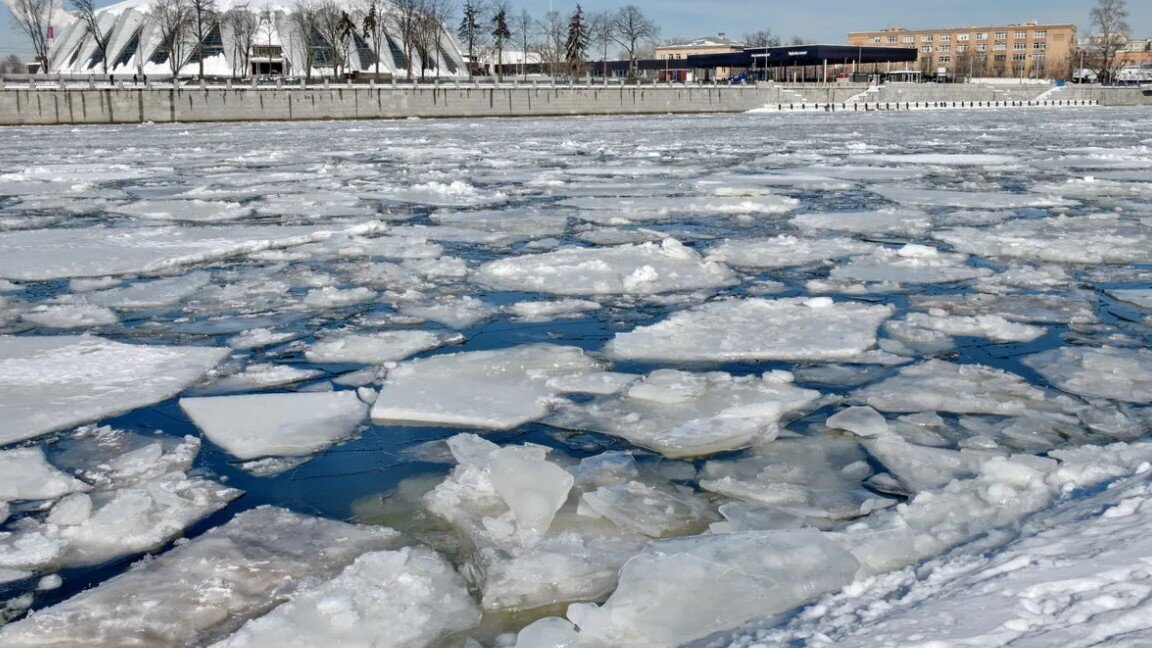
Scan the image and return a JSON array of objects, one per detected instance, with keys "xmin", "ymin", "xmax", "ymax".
[{"xmin": 458, "ymin": 2, "xmax": 659, "ymax": 80}]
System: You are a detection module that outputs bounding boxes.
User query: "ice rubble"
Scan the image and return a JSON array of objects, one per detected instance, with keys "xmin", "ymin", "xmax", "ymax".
[
  {"xmin": 0, "ymin": 507, "xmax": 399, "ymax": 647},
  {"xmin": 852, "ymin": 360, "xmax": 1050, "ymax": 415},
  {"xmin": 371, "ymin": 345, "xmax": 603, "ymax": 429},
  {"xmin": 934, "ymin": 213, "xmax": 1152, "ymax": 264},
  {"xmin": 548, "ymin": 369, "xmax": 822, "ymax": 457},
  {"xmin": 476, "ymin": 239, "xmax": 737, "ymax": 296},
  {"xmin": 516, "ymin": 529, "xmax": 859, "ymax": 648},
  {"xmin": 304, "ymin": 330, "xmax": 463, "ymax": 364},
  {"xmin": 1023, "ymin": 346, "xmax": 1152, "ymax": 403},
  {"xmin": 21, "ymin": 304, "xmax": 119, "ymax": 329},
  {"xmin": 705, "ymin": 235, "xmax": 878, "ymax": 269},
  {"xmin": 1, "ymin": 431, "xmax": 240, "ymax": 574},
  {"xmin": 180, "ymin": 391, "xmax": 369, "ymax": 459},
  {"xmin": 192, "ymin": 363, "xmax": 323, "ymax": 395},
  {"xmin": 109, "ymin": 199, "xmax": 254, "ymax": 222},
  {"xmin": 397, "ymin": 296, "xmax": 500, "ymax": 329},
  {"xmin": 713, "ymin": 442, "xmax": 1152, "ymax": 647},
  {"xmin": 0, "ymin": 336, "xmax": 229, "ymax": 445},
  {"xmin": 885, "ymin": 311, "xmax": 1046, "ymax": 350},
  {"xmin": 827, "ymin": 244, "xmax": 993, "ymax": 285},
  {"xmin": 850, "ymin": 153, "xmax": 1019, "ymax": 166},
  {"xmin": 424, "ymin": 435, "xmax": 649, "ymax": 611},
  {"xmin": 606, "ymin": 297, "xmax": 894, "ymax": 362},
  {"xmin": 211, "ymin": 547, "xmax": 480, "ymax": 648},
  {"xmin": 505, "ymin": 299, "xmax": 602, "ymax": 322},
  {"xmin": 0, "ymin": 222, "xmax": 387, "ymax": 280}
]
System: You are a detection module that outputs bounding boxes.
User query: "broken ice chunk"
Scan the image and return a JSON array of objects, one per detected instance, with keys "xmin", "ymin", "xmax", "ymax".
[
  {"xmin": 0, "ymin": 447, "xmax": 89, "ymax": 502},
  {"xmin": 0, "ymin": 336, "xmax": 229, "ymax": 445},
  {"xmin": 705, "ymin": 235, "xmax": 878, "ymax": 269},
  {"xmin": 489, "ymin": 445, "xmax": 575, "ymax": 538},
  {"xmin": 180, "ymin": 391, "xmax": 369, "ymax": 459},
  {"xmin": 578, "ymin": 481, "xmax": 716, "ymax": 538},
  {"xmin": 1023, "ymin": 346, "xmax": 1152, "ymax": 403},
  {"xmin": 935, "ymin": 214, "xmax": 1152, "ymax": 265},
  {"xmin": 826, "ymin": 406, "xmax": 890, "ymax": 438},
  {"xmin": 371, "ymin": 345, "xmax": 602, "ymax": 430},
  {"xmin": 791, "ymin": 209, "xmax": 932, "ymax": 235},
  {"xmin": 853, "ymin": 360, "xmax": 1050, "ymax": 416},
  {"xmin": 605, "ymin": 297, "xmax": 894, "ymax": 362},
  {"xmin": 0, "ymin": 507, "xmax": 399, "ymax": 647},
  {"xmin": 86, "ymin": 271, "xmax": 213, "ymax": 310},
  {"xmin": 476, "ymin": 239, "xmax": 737, "ymax": 296},
  {"xmin": 566, "ymin": 529, "xmax": 859, "ymax": 647},
  {"xmin": 210, "ymin": 547, "xmax": 480, "ymax": 648},
  {"xmin": 548, "ymin": 369, "xmax": 822, "ymax": 458},
  {"xmin": 304, "ymin": 330, "xmax": 462, "ymax": 364}
]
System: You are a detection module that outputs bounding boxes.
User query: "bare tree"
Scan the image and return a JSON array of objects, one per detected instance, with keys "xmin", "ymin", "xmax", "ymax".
[
  {"xmin": 610, "ymin": 4, "xmax": 658, "ymax": 78},
  {"xmin": 8, "ymin": 0, "xmax": 56, "ymax": 71},
  {"xmin": 187, "ymin": 0, "xmax": 219, "ymax": 78},
  {"xmin": 222, "ymin": 5, "xmax": 259, "ymax": 78},
  {"xmin": 1090, "ymin": 0, "xmax": 1129, "ymax": 83},
  {"xmin": 71, "ymin": 0, "xmax": 112, "ymax": 73},
  {"xmin": 289, "ymin": 0, "xmax": 320, "ymax": 78},
  {"xmin": 151, "ymin": 0, "xmax": 193, "ymax": 78},
  {"xmin": 537, "ymin": 8, "xmax": 563, "ymax": 77},
  {"xmin": 413, "ymin": 0, "xmax": 452, "ymax": 80},
  {"xmin": 511, "ymin": 6, "xmax": 531, "ymax": 79},
  {"xmin": 489, "ymin": 1, "xmax": 509, "ymax": 81},
  {"xmin": 787, "ymin": 35, "xmax": 807, "ymax": 46},
  {"xmin": 392, "ymin": 0, "xmax": 424, "ymax": 79},
  {"xmin": 313, "ymin": 0, "xmax": 355, "ymax": 78},
  {"xmin": 743, "ymin": 29, "xmax": 780, "ymax": 48},
  {"xmin": 587, "ymin": 9, "xmax": 613, "ymax": 79}
]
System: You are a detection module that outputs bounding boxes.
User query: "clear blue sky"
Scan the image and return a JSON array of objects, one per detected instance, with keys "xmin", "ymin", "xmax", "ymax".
[{"xmin": 2, "ymin": 0, "xmax": 1150, "ymax": 59}]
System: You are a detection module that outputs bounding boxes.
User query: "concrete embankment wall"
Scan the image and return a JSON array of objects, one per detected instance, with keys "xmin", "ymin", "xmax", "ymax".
[
  {"xmin": 0, "ymin": 85, "xmax": 777, "ymax": 126},
  {"xmin": 0, "ymin": 82, "xmax": 1145, "ymax": 126}
]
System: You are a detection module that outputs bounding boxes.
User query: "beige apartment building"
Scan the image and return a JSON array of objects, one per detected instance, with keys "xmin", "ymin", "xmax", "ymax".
[
  {"xmin": 655, "ymin": 35, "xmax": 744, "ymax": 81},
  {"xmin": 848, "ymin": 20, "xmax": 1077, "ymax": 79}
]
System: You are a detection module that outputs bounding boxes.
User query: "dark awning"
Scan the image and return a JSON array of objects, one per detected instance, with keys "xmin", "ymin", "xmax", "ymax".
[{"xmin": 690, "ymin": 45, "xmax": 918, "ymax": 69}]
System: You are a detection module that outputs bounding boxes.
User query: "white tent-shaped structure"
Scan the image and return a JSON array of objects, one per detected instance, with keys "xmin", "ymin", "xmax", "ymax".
[{"xmin": 47, "ymin": 0, "xmax": 467, "ymax": 79}]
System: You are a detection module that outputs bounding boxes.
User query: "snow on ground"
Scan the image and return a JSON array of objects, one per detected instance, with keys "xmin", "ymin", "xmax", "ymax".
[{"xmin": 1, "ymin": 109, "xmax": 1152, "ymax": 646}]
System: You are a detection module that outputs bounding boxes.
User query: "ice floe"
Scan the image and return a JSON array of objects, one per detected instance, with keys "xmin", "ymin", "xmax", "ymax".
[{"xmin": 1023, "ymin": 346, "xmax": 1152, "ymax": 403}]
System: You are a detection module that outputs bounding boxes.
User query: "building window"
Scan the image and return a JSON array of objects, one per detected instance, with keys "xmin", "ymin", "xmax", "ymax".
[
  {"xmin": 976, "ymin": 44, "xmax": 988, "ymax": 52},
  {"xmin": 1013, "ymin": 52, "xmax": 1026, "ymax": 61},
  {"xmin": 937, "ymin": 45, "xmax": 951, "ymax": 52},
  {"xmin": 994, "ymin": 31, "xmax": 1007, "ymax": 40},
  {"xmin": 957, "ymin": 33, "xmax": 970, "ymax": 41},
  {"xmin": 995, "ymin": 43, "xmax": 1007, "ymax": 51},
  {"xmin": 939, "ymin": 34, "xmax": 951, "ymax": 42},
  {"xmin": 921, "ymin": 35, "xmax": 933, "ymax": 43},
  {"xmin": 1014, "ymin": 42, "xmax": 1026, "ymax": 50},
  {"xmin": 994, "ymin": 54, "xmax": 1007, "ymax": 61},
  {"xmin": 976, "ymin": 32, "xmax": 988, "ymax": 40},
  {"xmin": 902, "ymin": 36, "xmax": 915, "ymax": 43},
  {"xmin": 920, "ymin": 46, "xmax": 933, "ymax": 53},
  {"xmin": 938, "ymin": 56, "xmax": 952, "ymax": 63},
  {"xmin": 957, "ymin": 45, "xmax": 969, "ymax": 52},
  {"xmin": 870, "ymin": 36, "xmax": 881, "ymax": 43},
  {"xmin": 1033, "ymin": 30, "xmax": 1047, "ymax": 38},
  {"xmin": 1032, "ymin": 54, "xmax": 1046, "ymax": 61},
  {"xmin": 1014, "ymin": 31, "xmax": 1027, "ymax": 39},
  {"xmin": 887, "ymin": 35, "xmax": 898, "ymax": 43},
  {"xmin": 1033, "ymin": 41, "xmax": 1046, "ymax": 49}
]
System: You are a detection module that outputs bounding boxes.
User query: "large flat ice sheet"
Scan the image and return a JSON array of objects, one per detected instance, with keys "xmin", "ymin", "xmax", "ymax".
[{"xmin": 0, "ymin": 336, "xmax": 229, "ymax": 445}]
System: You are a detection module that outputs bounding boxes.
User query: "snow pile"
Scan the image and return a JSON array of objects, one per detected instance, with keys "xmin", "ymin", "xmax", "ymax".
[
  {"xmin": 0, "ymin": 336, "xmax": 229, "ymax": 445},
  {"xmin": 606, "ymin": 297, "xmax": 894, "ymax": 362},
  {"xmin": 476, "ymin": 239, "xmax": 737, "ymax": 296},
  {"xmin": 371, "ymin": 345, "xmax": 602, "ymax": 429},
  {"xmin": 549, "ymin": 369, "xmax": 822, "ymax": 457},
  {"xmin": 180, "ymin": 391, "xmax": 369, "ymax": 459}
]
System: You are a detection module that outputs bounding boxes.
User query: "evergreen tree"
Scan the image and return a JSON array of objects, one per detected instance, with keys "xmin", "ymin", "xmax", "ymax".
[
  {"xmin": 564, "ymin": 4, "xmax": 588, "ymax": 77},
  {"xmin": 491, "ymin": 6, "xmax": 510, "ymax": 81},
  {"xmin": 457, "ymin": 0, "xmax": 482, "ymax": 79}
]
